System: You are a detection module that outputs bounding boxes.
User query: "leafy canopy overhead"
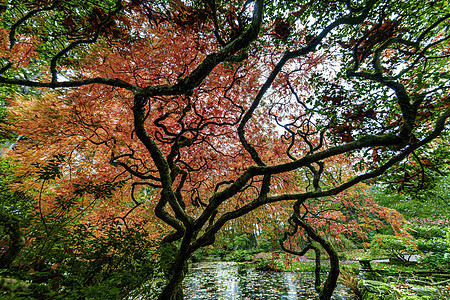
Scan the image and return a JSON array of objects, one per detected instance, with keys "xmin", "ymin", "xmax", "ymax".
[{"xmin": 1, "ymin": 0, "xmax": 450, "ymax": 299}]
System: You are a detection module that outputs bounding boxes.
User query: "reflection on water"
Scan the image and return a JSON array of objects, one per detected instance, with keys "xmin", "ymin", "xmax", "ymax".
[{"xmin": 183, "ymin": 262, "xmax": 355, "ymax": 300}]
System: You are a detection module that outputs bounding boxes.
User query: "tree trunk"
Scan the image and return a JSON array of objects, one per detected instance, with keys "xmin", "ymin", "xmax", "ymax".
[
  {"xmin": 294, "ymin": 217, "xmax": 340, "ymax": 300},
  {"xmin": 158, "ymin": 269, "xmax": 186, "ymax": 300},
  {"xmin": 310, "ymin": 243, "xmax": 322, "ymax": 293},
  {"xmin": 158, "ymin": 243, "xmax": 189, "ymax": 300},
  {"xmin": 320, "ymin": 239, "xmax": 340, "ymax": 300}
]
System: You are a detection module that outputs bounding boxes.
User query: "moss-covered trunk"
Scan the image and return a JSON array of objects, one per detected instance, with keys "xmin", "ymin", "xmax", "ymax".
[
  {"xmin": 158, "ymin": 268, "xmax": 186, "ymax": 300},
  {"xmin": 294, "ymin": 216, "xmax": 340, "ymax": 300},
  {"xmin": 158, "ymin": 243, "xmax": 189, "ymax": 300}
]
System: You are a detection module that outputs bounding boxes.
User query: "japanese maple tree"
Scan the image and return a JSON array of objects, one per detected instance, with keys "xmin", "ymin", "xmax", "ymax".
[{"xmin": 1, "ymin": 0, "xmax": 450, "ymax": 299}]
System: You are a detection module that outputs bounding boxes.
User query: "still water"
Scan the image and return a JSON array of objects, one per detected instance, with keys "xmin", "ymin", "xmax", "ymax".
[{"xmin": 183, "ymin": 262, "xmax": 356, "ymax": 300}]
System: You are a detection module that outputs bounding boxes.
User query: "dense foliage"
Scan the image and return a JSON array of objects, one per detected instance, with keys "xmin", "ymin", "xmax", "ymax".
[
  {"xmin": 0, "ymin": 0, "xmax": 449, "ymax": 299},
  {"xmin": 370, "ymin": 223, "xmax": 450, "ymax": 270}
]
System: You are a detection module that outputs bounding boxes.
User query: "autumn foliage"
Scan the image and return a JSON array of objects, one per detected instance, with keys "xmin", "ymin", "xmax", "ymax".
[{"xmin": 1, "ymin": 0, "xmax": 450, "ymax": 299}]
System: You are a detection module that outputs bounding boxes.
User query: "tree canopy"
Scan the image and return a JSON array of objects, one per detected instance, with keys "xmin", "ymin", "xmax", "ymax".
[{"xmin": 1, "ymin": 0, "xmax": 449, "ymax": 299}]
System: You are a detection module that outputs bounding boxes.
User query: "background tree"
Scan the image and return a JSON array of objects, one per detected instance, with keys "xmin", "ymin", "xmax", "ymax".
[
  {"xmin": 1, "ymin": 0, "xmax": 450, "ymax": 299},
  {"xmin": 370, "ymin": 133, "xmax": 450, "ymax": 221}
]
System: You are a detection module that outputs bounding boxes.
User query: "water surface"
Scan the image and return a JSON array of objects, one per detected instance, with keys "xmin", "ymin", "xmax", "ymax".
[{"xmin": 183, "ymin": 262, "xmax": 356, "ymax": 300}]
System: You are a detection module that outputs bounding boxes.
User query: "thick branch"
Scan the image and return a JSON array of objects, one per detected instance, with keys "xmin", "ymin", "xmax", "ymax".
[
  {"xmin": 9, "ymin": 2, "xmax": 57, "ymax": 48},
  {"xmin": 50, "ymin": 0, "xmax": 123, "ymax": 83},
  {"xmin": 0, "ymin": 0, "xmax": 263, "ymax": 98},
  {"xmin": 132, "ymin": 95, "xmax": 192, "ymax": 228},
  {"xmin": 142, "ymin": 0, "xmax": 263, "ymax": 97},
  {"xmin": 293, "ymin": 216, "xmax": 339, "ymax": 300},
  {"xmin": 0, "ymin": 76, "xmax": 138, "ymax": 91},
  {"xmin": 191, "ymin": 107, "xmax": 450, "ymax": 250},
  {"xmin": 238, "ymin": 0, "xmax": 378, "ymax": 165}
]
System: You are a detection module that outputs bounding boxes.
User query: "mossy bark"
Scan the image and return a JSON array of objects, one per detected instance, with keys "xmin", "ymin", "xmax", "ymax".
[
  {"xmin": 158, "ymin": 243, "xmax": 189, "ymax": 300},
  {"xmin": 293, "ymin": 216, "xmax": 340, "ymax": 300}
]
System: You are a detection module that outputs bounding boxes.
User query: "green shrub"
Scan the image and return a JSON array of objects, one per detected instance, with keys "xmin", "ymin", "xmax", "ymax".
[
  {"xmin": 408, "ymin": 224, "xmax": 448, "ymax": 239},
  {"xmin": 233, "ymin": 234, "xmax": 251, "ymax": 250},
  {"xmin": 4, "ymin": 221, "xmax": 161, "ymax": 299},
  {"xmin": 419, "ymin": 252, "xmax": 450, "ymax": 270},
  {"xmin": 415, "ymin": 237, "xmax": 448, "ymax": 252},
  {"xmin": 254, "ymin": 260, "xmax": 283, "ymax": 272},
  {"xmin": 447, "ymin": 231, "xmax": 450, "ymax": 251},
  {"xmin": 208, "ymin": 248, "xmax": 226, "ymax": 258},
  {"xmin": 225, "ymin": 249, "xmax": 253, "ymax": 262},
  {"xmin": 369, "ymin": 234, "xmax": 416, "ymax": 260},
  {"xmin": 407, "ymin": 224, "xmax": 450, "ymax": 270}
]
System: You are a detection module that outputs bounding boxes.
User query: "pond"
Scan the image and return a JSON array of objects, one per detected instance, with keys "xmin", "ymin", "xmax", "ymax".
[{"xmin": 183, "ymin": 262, "xmax": 356, "ymax": 300}]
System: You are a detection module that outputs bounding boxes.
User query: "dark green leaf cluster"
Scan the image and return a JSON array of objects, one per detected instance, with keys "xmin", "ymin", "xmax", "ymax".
[
  {"xmin": 370, "ymin": 224, "xmax": 450, "ymax": 270},
  {"xmin": 32, "ymin": 153, "xmax": 65, "ymax": 181},
  {"xmin": 372, "ymin": 169, "xmax": 450, "ymax": 220},
  {"xmin": 74, "ymin": 180, "xmax": 126, "ymax": 200},
  {"xmin": 409, "ymin": 224, "xmax": 449, "ymax": 239},
  {"xmin": 0, "ymin": 0, "xmax": 125, "ymax": 77},
  {"xmin": 5, "ymin": 221, "xmax": 161, "ymax": 299},
  {"xmin": 0, "ymin": 157, "xmax": 34, "ymax": 218}
]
